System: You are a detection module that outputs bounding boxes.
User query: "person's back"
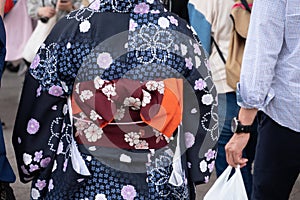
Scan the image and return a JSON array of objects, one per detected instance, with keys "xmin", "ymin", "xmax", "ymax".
[{"xmin": 13, "ymin": 0, "xmax": 218, "ymax": 199}]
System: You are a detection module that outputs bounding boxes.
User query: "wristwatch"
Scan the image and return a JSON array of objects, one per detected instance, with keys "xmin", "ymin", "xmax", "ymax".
[{"xmin": 231, "ymin": 117, "xmax": 252, "ymax": 133}]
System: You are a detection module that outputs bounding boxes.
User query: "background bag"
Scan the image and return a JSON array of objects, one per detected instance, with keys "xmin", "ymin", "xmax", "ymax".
[
  {"xmin": 204, "ymin": 165, "xmax": 248, "ymax": 200},
  {"xmin": 22, "ymin": 15, "xmax": 57, "ymax": 63},
  {"xmin": 225, "ymin": 0, "xmax": 252, "ymax": 90}
]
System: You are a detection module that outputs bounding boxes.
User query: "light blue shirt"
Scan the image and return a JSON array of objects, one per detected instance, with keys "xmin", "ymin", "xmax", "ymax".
[{"xmin": 237, "ymin": 0, "xmax": 300, "ymax": 132}]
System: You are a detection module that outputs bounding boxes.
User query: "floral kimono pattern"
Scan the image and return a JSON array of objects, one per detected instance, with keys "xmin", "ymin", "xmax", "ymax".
[{"xmin": 13, "ymin": 0, "xmax": 219, "ymax": 199}]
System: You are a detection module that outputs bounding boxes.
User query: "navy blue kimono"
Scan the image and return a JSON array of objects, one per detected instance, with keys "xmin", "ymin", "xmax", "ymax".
[{"xmin": 13, "ymin": 0, "xmax": 218, "ymax": 199}]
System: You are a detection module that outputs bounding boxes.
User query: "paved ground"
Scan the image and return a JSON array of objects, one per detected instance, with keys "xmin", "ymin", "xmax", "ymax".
[{"xmin": 1, "ymin": 70, "xmax": 299, "ymax": 199}]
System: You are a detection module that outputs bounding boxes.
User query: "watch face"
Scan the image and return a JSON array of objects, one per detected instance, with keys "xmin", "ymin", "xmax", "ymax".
[{"xmin": 231, "ymin": 117, "xmax": 238, "ymax": 133}]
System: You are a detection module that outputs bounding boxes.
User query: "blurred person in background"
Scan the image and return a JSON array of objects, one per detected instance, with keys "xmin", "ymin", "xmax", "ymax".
[{"xmin": 0, "ymin": 1, "xmax": 16, "ymax": 199}]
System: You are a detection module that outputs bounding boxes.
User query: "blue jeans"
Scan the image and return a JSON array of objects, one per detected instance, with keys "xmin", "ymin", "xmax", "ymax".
[{"xmin": 216, "ymin": 92, "xmax": 257, "ymax": 199}]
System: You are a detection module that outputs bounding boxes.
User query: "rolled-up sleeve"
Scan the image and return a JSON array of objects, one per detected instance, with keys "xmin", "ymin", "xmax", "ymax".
[{"xmin": 238, "ymin": 0, "xmax": 285, "ymax": 109}]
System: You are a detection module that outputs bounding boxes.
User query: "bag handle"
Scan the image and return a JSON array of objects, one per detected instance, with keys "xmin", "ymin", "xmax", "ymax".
[
  {"xmin": 240, "ymin": 0, "xmax": 251, "ymax": 13},
  {"xmin": 211, "ymin": 37, "xmax": 226, "ymax": 64}
]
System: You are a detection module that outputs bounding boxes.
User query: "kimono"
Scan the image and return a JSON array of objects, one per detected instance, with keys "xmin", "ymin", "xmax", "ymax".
[{"xmin": 13, "ymin": 0, "xmax": 219, "ymax": 199}]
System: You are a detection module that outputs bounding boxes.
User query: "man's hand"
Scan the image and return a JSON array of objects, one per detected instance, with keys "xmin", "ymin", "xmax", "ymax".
[
  {"xmin": 38, "ymin": 6, "xmax": 56, "ymax": 18},
  {"xmin": 225, "ymin": 107, "xmax": 257, "ymax": 168},
  {"xmin": 57, "ymin": 0, "xmax": 73, "ymax": 12}
]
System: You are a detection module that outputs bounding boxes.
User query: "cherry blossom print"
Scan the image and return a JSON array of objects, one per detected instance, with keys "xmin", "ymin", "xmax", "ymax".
[
  {"xmin": 84, "ymin": 124, "xmax": 103, "ymax": 142},
  {"xmin": 30, "ymin": 54, "xmax": 40, "ymax": 69},
  {"xmin": 35, "ymin": 179, "xmax": 46, "ymax": 191},
  {"xmin": 94, "ymin": 76, "xmax": 106, "ymax": 89},
  {"xmin": 31, "ymin": 188, "xmax": 40, "ymax": 200},
  {"xmin": 124, "ymin": 97, "xmax": 141, "ymax": 110},
  {"xmin": 27, "ymin": 118, "xmax": 40, "ymax": 135},
  {"xmin": 205, "ymin": 149, "xmax": 216, "ymax": 161},
  {"xmin": 89, "ymin": 0, "xmax": 100, "ymax": 10},
  {"xmin": 90, "ymin": 110, "xmax": 102, "ymax": 121},
  {"xmin": 135, "ymin": 140, "xmax": 149, "ymax": 149},
  {"xmin": 49, "ymin": 85, "xmax": 64, "ymax": 97},
  {"xmin": 29, "ymin": 164, "xmax": 39, "ymax": 172},
  {"xmin": 97, "ymin": 52, "xmax": 113, "ymax": 69},
  {"xmin": 23, "ymin": 153, "xmax": 32, "ymax": 165},
  {"xmin": 121, "ymin": 185, "xmax": 137, "ymax": 200},
  {"xmin": 195, "ymin": 56, "xmax": 201, "ymax": 68},
  {"xmin": 199, "ymin": 160, "xmax": 207, "ymax": 172},
  {"xmin": 33, "ymin": 150, "xmax": 43, "ymax": 162},
  {"xmin": 202, "ymin": 94, "xmax": 214, "ymax": 105},
  {"xmin": 180, "ymin": 44, "xmax": 188, "ymax": 56},
  {"xmin": 167, "ymin": 16, "xmax": 178, "ymax": 26},
  {"xmin": 194, "ymin": 78, "xmax": 207, "ymax": 91},
  {"xmin": 185, "ymin": 132, "xmax": 195, "ymax": 149},
  {"xmin": 145, "ymin": 81, "xmax": 158, "ymax": 91},
  {"xmin": 36, "ymin": 85, "xmax": 41, "ymax": 97},
  {"xmin": 124, "ymin": 132, "xmax": 141, "ymax": 146},
  {"xmin": 133, "ymin": 2, "xmax": 149, "ymax": 14},
  {"xmin": 48, "ymin": 179, "xmax": 54, "ymax": 192},
  {"xmin": 157, "ymin": 81, "xmax": 164, "ymax": 94},
  {"xmin": 102, "ymin": 84, "xmax": 116, "ymax": 100},
  {"xmin": 75, "ymin": 120, "xmax": 89, "ymax": 135},
  {"xmin": 185, "ymin": 57, "xmax": 193, "ymax": 70},
  {"xmin": 79, "ymin": 20, "xmax": 91, "ymax": 33},
  {"xmin": 80, "ymin": 90, "xmax": 93, "ymax": 102},
  {"xmin": 114, "ymin": 107, "xmax": 125, "ymax": 121},
  {"xmin": 95, "ymin": 194, "xmax": 107, "ymax": 200},
  {"xmin": 208, "ymin": 161, "xmax": 215, "ymax": 173},
  {"xmin": 142, "ymin": 89, "xmax": 151, "ymax": 107},
  {"xmin": 129, "ymin": 19, "xmax": 138, "ymax": 31},
  {"xmin": 193, "ymin": 43, "xmax": 201, "ymax": 55},
  {"xmin": 158, "ymin": 17, "xmax": 170, "ymax": 29},
  {"xmin": 40, "ymin": 157, "xmax": 51, "ymax": 168}
]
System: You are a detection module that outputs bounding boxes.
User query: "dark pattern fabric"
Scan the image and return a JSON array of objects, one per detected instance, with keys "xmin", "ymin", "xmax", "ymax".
[{"xmin": 12, "ymin": 0, "xmax": 219, "ymax": 199}]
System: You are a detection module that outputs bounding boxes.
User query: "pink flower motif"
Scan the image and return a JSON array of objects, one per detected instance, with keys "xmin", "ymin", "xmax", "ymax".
[
  {"xmin": 134, "ymin": 2, "xmax": 149, "ymax": 14},
  {"xmin": 36, "ymin": 85, "xmax": 41, "ymax": 97},
  {"xmin": 97, "ymin": 52, "xmax": 113, "ymax": 69},
  {"xmin": 129, "ymin": 19, "xmax": 138, "ymax": 31},
  {"xmin": 205, "ymin": 149, "xmax": 216, "ymax": 161},
  {"xmin": 34, "ymin": 150, "xmax": 43, "ymax": 162},
  {"xmin": 167, "ymin": 16, "xmax": 178, "ymax": 26},
  {"xmin": 89, "ymin": 0, "xmax": 100, "ymax": 10},
  {"xmin": 27, "ymin": 118, "xmax": 40, "ymax": 135},
  {"xmin": 185, "ymin": 57, "xmax": 193, "ymax": 70},
  {"xmin": 194, "ymin": 78, "xmax": 207, "ymax": 91},
  {"xmin": 208, "ymin": 161, "xmax": 215, "ymax": 173},
  {"xmin": 40, "ymin": 157, "xmax": 51, "ymax": 168},
  {"xmin": 30, "ymin": 55, "xmax": 40, "ymax": 69},
  {"xmin": 121, "ymin": 185, "xmax": 137, "ymax": 200},
  {"xmin": 49, "ymin": 85, "xmax": 63, "ymax": 97},
  {"xmin": 35, "ymin": 179, "xmax": 46, "ymax": 191},
  {"xmin": 185, "ymin": 132, "xmax": 195, "ymax": 149},
  {"xmin": 193, "ymin": 43, "xmax": 201, "ymax": 55},
  {"xmin": 29, "ymin": 164, "xmax": 39, "ymax": 172}
]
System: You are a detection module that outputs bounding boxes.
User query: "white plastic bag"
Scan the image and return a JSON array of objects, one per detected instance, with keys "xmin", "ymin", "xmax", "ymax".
[{"xmin": 204, "ymin": 165, "xmax": 248, "ymax": 200}]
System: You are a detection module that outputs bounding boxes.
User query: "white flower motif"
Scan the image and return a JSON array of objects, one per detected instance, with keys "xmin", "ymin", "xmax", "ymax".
[
  {"xmin": 84, "ymin": 124, "xmax": 103, "ymax": 142},
  {"xmin": 199, "ymin": 160, "xmax": 208, "ymax": 172},
  {"xmin": 123, "ymin": 97, "xmax": 141, "ymax": 110},
  {"xmin": 31, "ymin": 188, "xmax": 40, "ymax": 200},
  {"xmin": 74, "ymin": 120, "xmax": 89, "ymax": 134},
  {"xmin": 75, "ymin": 83, "xmax": 80, "ymax": 94},
  {"xmin": 195, "ymin": 56, "xmax": 201, "ymax": 68},
  {"xmin": 185, "ymin": 132, "xmax": 195, "ymax": 149},
  {"xmin": 124, "ymin": 132, "xmax": 141, "ymax": 146},
  {"xmin": 79, "ymin": 20, "xmax": 91, "ymax": 33},
  {"xmin": 120, "ymin": 154, "xmax": 132, "ymax": 163},
  {"xmin": 90, "ymin": 110, "xmax": 102, "ymax": 121},
  {"xmin": 23, "ymin": 153, "xmax": 32, "ymax": 166},
  {"xmin": 114, "ymin": 107, "xmax": 125, "ymax": 121},
  {"xmin": 202, "ymin": 94, "xmax": 214, "ymax": 105},
  {"xmin": 80, "ymin": 90, "xmax": 93, "ymax": 102},
  {"xmin": 191, "ymin": 108, "xmax": 197, "ymax": 114},
  {"xmin": 142, "ymin": 90, "xmax": 151, "ymax": 107},
  {"xmin": 102, "ymin": 84, "xmax": 116, "ymax": 100},
  {"xmin": 180, "ymin": 44, "xmax": 188, "ymax": 56},
  {"xmin": 145, "ymin": 81, "xmax": 158, "ymax": 91},
  {"xmin": 95, "ymin": 194, "xmax": 107, "ymax": 200},
  {"xmin": 158, "ymin": 17, "xmax": 170, "ymax": 29},
  {"xmin": 135, "ymin": 140, "xmax": 149, "ymax": 149},
  {"xmin": 157, "ymin": 81, "xmax": 165, "ymax": 94},
  {"xmin": 94, "ymin": 76, "xmax": 106, "ymax": 89},
  {"xmin": 97, "ymin": 52, "xmax": 113, "ymax": 69}
]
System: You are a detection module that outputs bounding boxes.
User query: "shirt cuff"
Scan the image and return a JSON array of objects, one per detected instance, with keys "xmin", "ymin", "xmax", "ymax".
[{"xmin": 236, "ymin": 82, "xmax": 275, "ymax": 109}]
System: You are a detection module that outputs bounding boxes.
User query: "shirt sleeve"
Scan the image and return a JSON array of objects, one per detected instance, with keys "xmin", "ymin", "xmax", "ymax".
[
  {"xmin": 187, "ymin": 0, "xmax": 213, "ymax": 54},
  {"xmin": 238, "ymin": 0, "xmax": 286, "ymax": 109}
]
